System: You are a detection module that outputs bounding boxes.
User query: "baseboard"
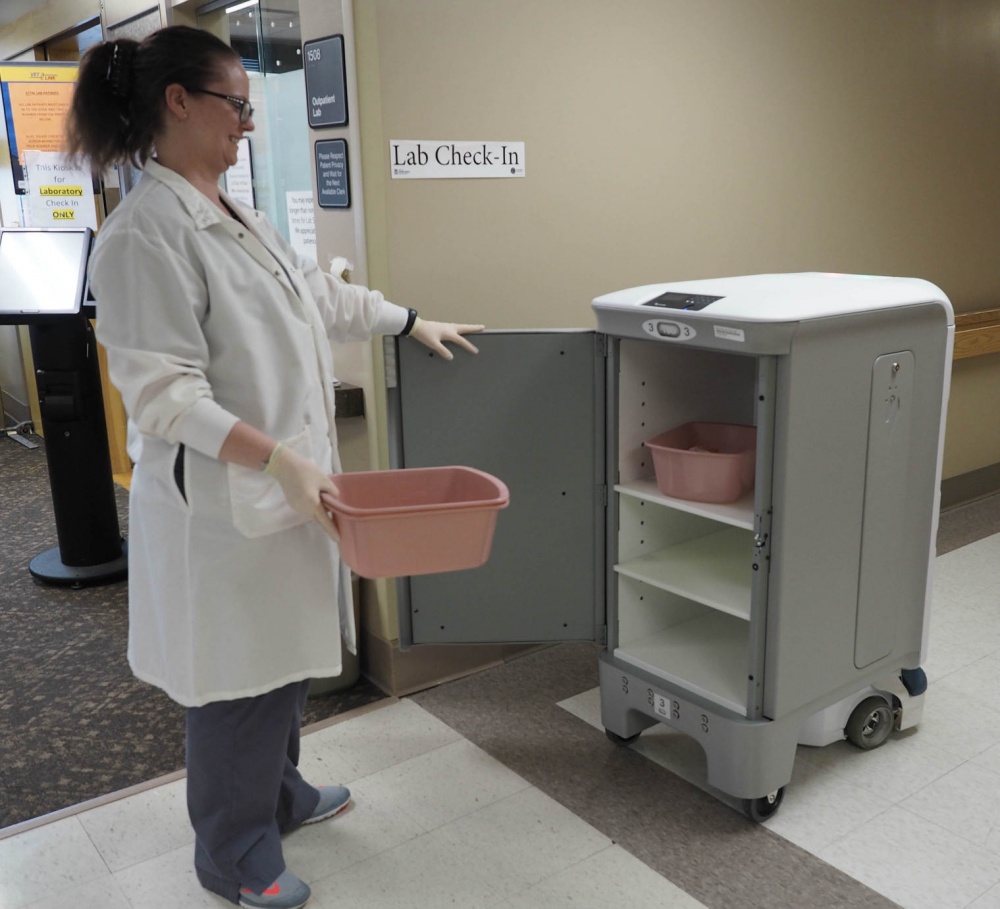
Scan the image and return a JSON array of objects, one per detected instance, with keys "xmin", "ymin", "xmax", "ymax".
[
  {"xmin": 361, "ymin": 627, "xmax": 543, "ymax": 697},
  {"xmin": 941, "ymin": 462, "xmax": 1000, "ymax": 509}
]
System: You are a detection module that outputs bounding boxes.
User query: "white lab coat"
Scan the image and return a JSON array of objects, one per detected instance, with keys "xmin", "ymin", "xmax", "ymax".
[{"xmin": 90, "ymin": 159, "xmax": 408, "ymax": 707}]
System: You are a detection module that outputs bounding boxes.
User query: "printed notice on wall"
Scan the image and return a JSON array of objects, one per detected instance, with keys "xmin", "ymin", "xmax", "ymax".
[
  {"xmin": 389, "ymin": 140, "xmax": 525, "ymax": 179},
  {"xmin": 286, "ymin": 191, "xmax": 317, "ymax": 261},
  {"xmin": 315, "ymin": 139, "xmax": 350, "ymax": 208},
  {"xmin": 24, "ymin": 150, "xmax": 97, "ymax": 228},
  {"xmin": 0, "ymin": 62, "xmax": 78, "ymax": 211},
  {"xmin": 223, "ymin": 138, "xmax": 255, "ymax": 208}
]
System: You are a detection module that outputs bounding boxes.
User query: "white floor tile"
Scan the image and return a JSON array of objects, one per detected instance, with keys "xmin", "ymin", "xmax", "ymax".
[
  {"xmin": 20, "ymin": 876, "xmax": 132, "ymax": 909},
  {"xmin": 935, "ymin": 538, "xmax": 1000, "ymax": 592},
  {"xmin": 970, "ymin": 882, "xmax": 1000, "ymax": 908},
  {"xmin": 813, "ymin": 734, "xmax": 963, "ymax": 804},
  {"xmin": 818, "ymin": 806, "xmax": 1000, "ymax": 909},
  {"xmin": 76, "ymin": 780, "xmax": 192, "ymax": 873},
  {"xmin": 366, "ymin": 738, "xmax": 531, "ymax": 833},
  {"xmin": 309, "ymin": 826, "xmax": 500, "ymax": 909},
  {"xmin": 436, "ymin": 787, "xmax": 611, "ymax": 899},
  {"xmin": 931, "ymin": 654, "xmax": 1000, "ymax": 714},
  {"xmin": 761, "ymin": 748, "xmax": 894, "ymax": 853},
  {"xmin": 302, "ymin": 699, "xmax": 463, "ymax": 779},
  {"xmin": 282, "ymin": 773, "xmax": 426, "ymax": 882},
  {"xmin": 900, "ymin": 761, "xmax": 1000, "ymax": 854},
  {"xmin": 504, "ymin": 844, "xmax": 708, "ymax": 909},
  {"xmin": 915, "ymin": 678, "xmax": 1000, "ymax": 760},
  {"xmin": 924, "ymin": 605, "xmax": 1000, "ymax": 682},
  {"xmin": 971, "ymin": 740, "xmax": 1000, "ymax": 777},
  {"xmin": 556, "ymin": 686, "xmax": 602, "ymax": 730},
  {"xmin": 295, "ymin": 736, "xmax": 358, "ymax": 788},
  {"xmin": 0, "ymin": 818, "xmax": 109, "ymax": 909},
  {"xmin": 112, "ymin": 844, "xmax": 222, "ymax": 909}
]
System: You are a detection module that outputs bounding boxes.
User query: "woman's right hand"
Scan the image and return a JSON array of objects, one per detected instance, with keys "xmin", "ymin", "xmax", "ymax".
[{"xmin": 265, "ymin": 443, "xmax": 340, "ymax": 540}]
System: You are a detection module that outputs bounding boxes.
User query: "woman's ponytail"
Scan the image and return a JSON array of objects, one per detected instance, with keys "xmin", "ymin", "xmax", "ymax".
[{"xmin": 65, "ymin": 38, "xmax": 141, "ymax": 172}]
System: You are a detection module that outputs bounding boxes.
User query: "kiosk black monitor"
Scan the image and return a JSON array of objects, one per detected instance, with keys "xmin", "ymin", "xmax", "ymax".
[{"xmin": 0, "ymin": 228, "xmax": 92, "ymax": 324}]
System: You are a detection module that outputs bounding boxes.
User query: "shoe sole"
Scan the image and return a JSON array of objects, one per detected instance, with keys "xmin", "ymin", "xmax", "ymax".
[
  {"xmin": 238, "ymin": 898, "xmax": 308, "ymax": 909},
  {"xmin": 302, "ymin": 793, "xmax": 351, "ymax": 825}
]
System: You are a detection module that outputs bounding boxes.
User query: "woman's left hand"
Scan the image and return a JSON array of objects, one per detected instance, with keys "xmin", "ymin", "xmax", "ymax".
[{"xmin": 409, "ymin": 318, "xmax": 485, "ymax": 360}]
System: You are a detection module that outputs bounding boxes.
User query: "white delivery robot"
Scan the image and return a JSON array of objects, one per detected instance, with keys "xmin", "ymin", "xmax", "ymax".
[{"xmin": 387, "ymin": 273, "xmax": 954, "ymax": 820}]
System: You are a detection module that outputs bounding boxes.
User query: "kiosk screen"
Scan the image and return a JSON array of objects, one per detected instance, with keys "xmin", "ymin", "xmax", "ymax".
[{"xmin": 0, "ymin": 228, "xmax": 92, "ymax": 324}]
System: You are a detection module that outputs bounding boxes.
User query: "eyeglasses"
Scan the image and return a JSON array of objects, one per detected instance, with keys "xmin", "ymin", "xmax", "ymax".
[{"xmin": 190, "ymin": 88, "xmax": 254, "ymax": 124}]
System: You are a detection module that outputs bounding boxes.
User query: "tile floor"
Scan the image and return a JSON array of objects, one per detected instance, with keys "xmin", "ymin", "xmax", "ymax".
[
  {"xmin": 1, "ymin": 531, "xmax": 999, "ymax": 909},
  {"xmin": 560, "ymin": 530, "xmax": 1000, "ymax": 909},
  {"xmin": 0, "ymin": 699, "xmax": 705, "ymax": 909}
]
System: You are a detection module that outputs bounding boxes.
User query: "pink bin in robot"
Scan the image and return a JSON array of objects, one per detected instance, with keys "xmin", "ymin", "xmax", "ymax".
[
  {"xmin": 327, "ymin": 466, "xmax": 509, "ymax": 578},
  {"xmin": 643, "ymin": 422, "xmax": 757, "ymax": 504}
]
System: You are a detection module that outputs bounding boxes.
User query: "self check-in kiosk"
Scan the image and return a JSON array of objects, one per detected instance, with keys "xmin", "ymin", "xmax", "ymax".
[{"xmin": 0, "ymin": 227, "xmax": 127, "ymax": 586}]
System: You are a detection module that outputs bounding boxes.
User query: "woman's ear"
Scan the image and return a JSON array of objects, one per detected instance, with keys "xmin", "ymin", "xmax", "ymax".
[{"xmin": 163, "ymin": 83, "xmax": 189, "ymax": 121}]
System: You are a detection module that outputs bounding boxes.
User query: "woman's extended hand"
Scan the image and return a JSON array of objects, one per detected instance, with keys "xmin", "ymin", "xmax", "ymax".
[
  {"xmin": 265, "ymin": 443, "xmax": 341, "ymax": 540},
  {"xmin": 409, "ymin": 318, "xmax": 485, "ymax": 360}
]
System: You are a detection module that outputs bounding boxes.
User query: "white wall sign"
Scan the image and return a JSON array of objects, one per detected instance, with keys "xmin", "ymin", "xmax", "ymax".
[
  {"xmin": 286, "ymin": 190, "xmax": 317, "ymax": 261},
  {"xmin": 223, "ymin": 137, "xmax": 255, "ymax": 208},
  {"xmin": 389, "ymin": 140, "xmax": 525, "ymax": 179},
  {"xmin": 23, "ymin": 150, "xmax": 97, "ymax": 229}
]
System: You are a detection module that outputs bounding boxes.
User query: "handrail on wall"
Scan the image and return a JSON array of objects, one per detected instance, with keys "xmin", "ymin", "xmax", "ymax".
[{"xmin": 954, "ymin": 309, "xmax": 1000, "ymax": 360}]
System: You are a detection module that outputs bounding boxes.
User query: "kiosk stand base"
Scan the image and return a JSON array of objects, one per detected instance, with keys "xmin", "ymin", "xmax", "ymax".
[
  {"xmin": 29, "ymin": 540, "xmax": 129, "ymax": 588},
  {"xmin": 7, "ymin": 431, "xmax": 39, "ymax": 449},
  {"xmin": 3, "ymin": 429, "xmax": 38, "ymax": 449},
  {"xmin": 27, "ymin": 316, "xmax": 128, "ymax": 590}
]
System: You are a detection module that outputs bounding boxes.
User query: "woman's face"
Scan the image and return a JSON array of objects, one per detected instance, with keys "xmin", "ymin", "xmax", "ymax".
[{"xmin": 186, "ymin": 57, "xmax": 255, "ymax": 175}]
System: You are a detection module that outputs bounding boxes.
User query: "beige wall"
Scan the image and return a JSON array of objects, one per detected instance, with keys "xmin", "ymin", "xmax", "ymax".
[{"xmin": 349, "ymin": 0, "xmax": 1000, "ymax": 481}]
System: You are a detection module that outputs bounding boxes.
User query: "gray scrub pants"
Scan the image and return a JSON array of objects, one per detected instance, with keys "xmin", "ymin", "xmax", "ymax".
[{"xmin": 186, "ymin": 679, "xmax": 321, "ymax": 904}]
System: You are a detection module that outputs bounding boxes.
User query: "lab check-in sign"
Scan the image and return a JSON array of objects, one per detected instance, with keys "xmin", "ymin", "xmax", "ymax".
[{"xmin": 390, "ymin": 140, "xmax": 525, "ymax": 179}]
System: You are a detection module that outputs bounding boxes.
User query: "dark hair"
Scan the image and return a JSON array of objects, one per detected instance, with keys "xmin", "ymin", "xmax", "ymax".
[{"xmin": 65, "ymin": 25, "xmax": 240, "ymax": 172}]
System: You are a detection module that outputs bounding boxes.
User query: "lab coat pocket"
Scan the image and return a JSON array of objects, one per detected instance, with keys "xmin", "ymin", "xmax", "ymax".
[{"xmin": 228, "ymin": 427, "xmax": 314, "ymax": 538}]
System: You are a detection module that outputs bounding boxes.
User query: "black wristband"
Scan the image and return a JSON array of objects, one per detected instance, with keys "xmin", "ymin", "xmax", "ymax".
[{"xmin": 400, "ymin": 308, "xmax": 418, "ymax": 336}]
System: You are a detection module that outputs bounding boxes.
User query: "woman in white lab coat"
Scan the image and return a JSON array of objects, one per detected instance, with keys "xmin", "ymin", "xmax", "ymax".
[{"xmin": 66, "ymin": 26, "xmax": 481, "ymax": 909}]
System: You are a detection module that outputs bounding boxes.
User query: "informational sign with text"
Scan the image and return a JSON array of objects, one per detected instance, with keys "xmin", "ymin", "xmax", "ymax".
[
  {"xmin": 223, "ymin": 138, "xmax": 255, "ymax": 208},
  {"xmin": 24, "ymin": 150, "xmax": 97, "ymax": 228},
  {"xmin": 286, "ymin": 191, "xmax": 317, "ymax": 261},
  {"xmin": 389, "ymin": 140, "xmax": 525, "ymax": 179},
  {"xmin": 315, "ymin": 139, "xmax": 350, "ymax": 208}
]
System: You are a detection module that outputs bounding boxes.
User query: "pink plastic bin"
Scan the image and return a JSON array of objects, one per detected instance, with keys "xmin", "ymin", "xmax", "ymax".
[
  {"xmin": 643, "ymin": 422, "xmax": 756, "ymax": 504},
  {"xmin": 327, "ymin": 466, "xmax": 509, "ymax": 578}
]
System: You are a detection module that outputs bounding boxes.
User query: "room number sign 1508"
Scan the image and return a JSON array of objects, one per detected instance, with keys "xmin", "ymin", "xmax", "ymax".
[{"xmin": 303, "ymin": 35, "xmax": 349, "ymax": 129}]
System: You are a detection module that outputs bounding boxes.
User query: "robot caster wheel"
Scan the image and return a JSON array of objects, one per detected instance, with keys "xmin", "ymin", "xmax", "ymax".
[
  {"xmin": 605, "ymin": 728, "xmax": 641, "ymax": 746},
  {"xmin": 743, "ymin": 787, "xmax": 785, "ymax": 822}
]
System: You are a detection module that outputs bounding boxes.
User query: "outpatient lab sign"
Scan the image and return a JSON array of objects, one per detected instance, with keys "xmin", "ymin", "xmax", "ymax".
[{"xmin": 389, "ymin": 140, "xmax": 525, "ymax": 179}]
